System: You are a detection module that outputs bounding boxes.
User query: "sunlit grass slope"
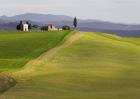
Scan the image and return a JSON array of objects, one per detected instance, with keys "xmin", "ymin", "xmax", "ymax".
[
  {"xmin": 1, "ymin": 32, "xmax": 140, "ymax": 99},
  {"xmin": 0, "ymin": 30, "xmax": 70, "ymax": 71}
]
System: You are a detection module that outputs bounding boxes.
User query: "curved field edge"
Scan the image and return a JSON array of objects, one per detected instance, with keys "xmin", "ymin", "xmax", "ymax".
[
  {"xmin": 0, "ymin": 30, "xmax": 72, "ymax": 71},
  {"xmin": 0, "ymin": 30, "xmax": 74, "ymax": 93},
  {"xmin": 12, "ymin": 31, "xmax": 81, "ymax": 79},
  {"xmin": 1, "ymin": 32, "xmax": 140, "ymax": 99}
]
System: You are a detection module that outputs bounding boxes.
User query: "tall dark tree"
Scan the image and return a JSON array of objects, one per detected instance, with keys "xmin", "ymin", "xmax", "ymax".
[
  {"xmin": 73, "ymin": 17, "xmax": 77, "ymax": 28},
  {"xmin": 17, "ymin": 21, "xmax": 23, "ymax": 30},
  {"xmin": 26, "ymin": 21, "xmax": 32, "ymax": 29},
  {"xmin": 16, "ymin": 24, "xmax": 20, "ymax": 30}
]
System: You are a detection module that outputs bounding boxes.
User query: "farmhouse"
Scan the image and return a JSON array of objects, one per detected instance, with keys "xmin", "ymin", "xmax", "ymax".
[
  {"xmin": 48, "ymin": 24, "xmax": 58, "ymax": 31},
  {"xmin": 41, "ymin": 24, "xmax": 58, "ymax": 31},
  {"xmin": 17, "ymin": 21, "xmax": 29, "ymax": 31}
]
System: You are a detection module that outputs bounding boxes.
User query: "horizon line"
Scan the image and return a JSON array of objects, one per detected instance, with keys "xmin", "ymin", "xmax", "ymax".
[{"xmin": 0, "ymin": 12, "xmax": 140, "ymax": 25}]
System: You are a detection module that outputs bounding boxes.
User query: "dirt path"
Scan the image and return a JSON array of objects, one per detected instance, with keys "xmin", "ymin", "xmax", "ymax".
[{"xmin": 13, "ymin": 32, "xmax": 84, "ymax": 79}]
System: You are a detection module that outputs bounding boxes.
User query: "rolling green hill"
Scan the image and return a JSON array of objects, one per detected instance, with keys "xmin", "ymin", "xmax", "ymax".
[
  {"xmin": 0, "ymin": 30, "xmax": 70, "ymax": 71},
  {"xmin": 0, "ymin": 31, "xmax": 140, "ymax": 99}
]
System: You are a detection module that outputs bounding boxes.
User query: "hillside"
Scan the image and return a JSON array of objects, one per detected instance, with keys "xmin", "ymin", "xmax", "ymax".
[
  {"xmin": 0, "ymin": 30, "xmax": 70, "ymax": 71},
  {"xmin": 0, "ymin": 32, "xmax": 140, "ymax": 99}
]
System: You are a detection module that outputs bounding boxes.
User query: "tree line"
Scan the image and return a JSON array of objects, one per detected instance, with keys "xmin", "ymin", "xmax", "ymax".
[{"xmin": 17, "ymin": 17, "xmax": 78, "ymax": 30}]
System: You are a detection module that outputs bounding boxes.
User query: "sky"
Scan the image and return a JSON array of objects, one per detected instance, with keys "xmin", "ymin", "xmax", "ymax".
[{"xmin": 0, "ymin": 0, "xmax": 140, "ymax": 24}]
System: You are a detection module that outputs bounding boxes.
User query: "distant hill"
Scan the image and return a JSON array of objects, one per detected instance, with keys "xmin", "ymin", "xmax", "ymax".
[
  {"xmin": 0, "ymin": 13, "xmax": 73, "ymax": 23},
  {"xmin": 0, "ymin": 13, "xmax": 140, "ymax": 37}
]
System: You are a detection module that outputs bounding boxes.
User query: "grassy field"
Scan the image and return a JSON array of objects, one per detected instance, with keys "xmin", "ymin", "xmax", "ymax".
[
  {"xmin": 0, "ymin": 30, "xmax": 70, "ymax": 71},
  {"xmin": 0, "ymin": 32, "xmax": 140, "ymax": 99}
]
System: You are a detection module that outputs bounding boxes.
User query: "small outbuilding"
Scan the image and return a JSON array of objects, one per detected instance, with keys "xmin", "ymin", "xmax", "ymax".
[{"xmin": 41, "ymin": 24, "xmax": 58, "ymax": 31}]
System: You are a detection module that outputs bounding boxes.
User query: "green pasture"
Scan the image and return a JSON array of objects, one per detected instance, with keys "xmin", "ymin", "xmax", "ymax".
[{"xmin": 0, "ymin": 32, "xmax": 140, "ymax": 99}]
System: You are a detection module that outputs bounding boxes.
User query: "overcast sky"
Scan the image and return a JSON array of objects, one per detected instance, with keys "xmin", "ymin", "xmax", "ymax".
[{"xmin": 0, "ymin": 0, "xmax": 140, "ymax": 24}]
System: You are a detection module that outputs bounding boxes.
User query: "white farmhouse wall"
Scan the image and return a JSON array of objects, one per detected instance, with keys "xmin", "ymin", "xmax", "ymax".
[
  {"xmin": 23, "ymin": 24, "xmax": 29, "ymax": 31},
  {"xmin": 48, "ymin": 25, "xmax": 58, "ymax": 31}
]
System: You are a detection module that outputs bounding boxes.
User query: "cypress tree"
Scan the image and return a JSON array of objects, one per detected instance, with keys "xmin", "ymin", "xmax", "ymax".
[
  {"xmin": 26, "ymin": 21, "xmax": 32, "ymax": 29},
  {"xmin": 73, "ymin": 17, "xmax": 77, "ymax": 28},
  {"xmin": 17, "ymin": 21, "xmax": 22, "ymax": 30}
]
